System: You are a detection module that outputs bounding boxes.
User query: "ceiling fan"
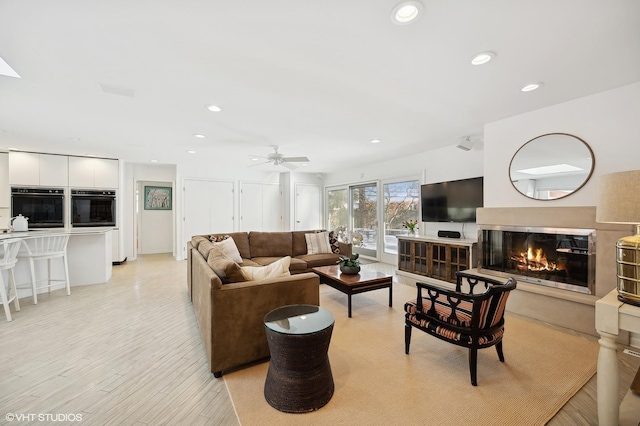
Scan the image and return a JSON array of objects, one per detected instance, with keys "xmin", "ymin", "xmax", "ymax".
[{"xmin": 249, "ymin": 145, "xmax": 310, "ymax": 170}]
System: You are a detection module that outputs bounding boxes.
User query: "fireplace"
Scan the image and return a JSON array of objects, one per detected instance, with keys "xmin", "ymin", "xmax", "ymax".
[{"xmin": 478, "ymin": 226, "xmax": 596, "ymax": 294}]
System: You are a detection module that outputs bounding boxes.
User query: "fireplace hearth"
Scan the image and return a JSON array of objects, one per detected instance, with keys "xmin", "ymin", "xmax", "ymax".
[{"xmin": 479, "ymin": 226, "xmax": 595, "ymax": 294}]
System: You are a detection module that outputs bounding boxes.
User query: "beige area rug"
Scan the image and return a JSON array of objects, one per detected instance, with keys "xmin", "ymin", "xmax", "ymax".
[{"xmin": 224, "ymin": 278, "xmax": 598, "ymax": 426}]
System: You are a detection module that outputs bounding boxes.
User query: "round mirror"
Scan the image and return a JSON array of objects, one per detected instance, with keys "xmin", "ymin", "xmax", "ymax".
[{"xmin": 509, "ymin": 133, "xmax": 595, "ymax": 200}]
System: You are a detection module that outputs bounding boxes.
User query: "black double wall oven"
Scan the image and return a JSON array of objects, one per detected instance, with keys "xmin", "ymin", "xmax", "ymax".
[
  {"xmin": 11, "ymin": 187, "xmax": 65, "ymax": 228},
  {"xmin": 71, "ymin": 189, "xmax": 116, "ymax": 227}
]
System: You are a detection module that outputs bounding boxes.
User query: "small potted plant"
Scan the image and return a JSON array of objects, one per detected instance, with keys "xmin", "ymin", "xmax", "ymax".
[
  {"xmin": 338, "ymin": 253, "xmax": 361, "ymax": 275},
  {"xmin": 403, "ymin": 219, "xmax": 419, "ymax": 236}
]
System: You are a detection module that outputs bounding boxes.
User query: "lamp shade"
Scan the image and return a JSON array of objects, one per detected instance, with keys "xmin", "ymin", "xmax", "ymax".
[{"xmin": 596, "ymin": 170, "xmax": 640, "ymax": 224}]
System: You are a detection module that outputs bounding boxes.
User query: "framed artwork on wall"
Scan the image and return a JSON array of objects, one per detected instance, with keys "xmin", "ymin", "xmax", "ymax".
[{"xmin": 144, "ymin": 186, "xmax": 172, "ymax": 210}]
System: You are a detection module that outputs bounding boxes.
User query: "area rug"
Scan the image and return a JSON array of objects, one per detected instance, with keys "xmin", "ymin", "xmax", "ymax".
[{"xmin": 224, "ymin": 279, "xmax": 599, "ymax": 426}]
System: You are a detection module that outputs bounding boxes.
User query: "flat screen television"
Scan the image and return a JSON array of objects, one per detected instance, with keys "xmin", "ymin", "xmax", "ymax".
[{"xmin": 421, "ymin": 177, "xmax": 483, "ymax": 222}]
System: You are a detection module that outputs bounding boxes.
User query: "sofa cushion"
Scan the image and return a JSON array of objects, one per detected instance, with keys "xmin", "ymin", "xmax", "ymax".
[
  {"xmin": 292, "ymin": 230, "xmax": 317, "ymax": 256},
  {"xmin": 213, "ymin": 237, "xmax": 243, "ymax": 264},
  {"xmin": 191, "ymin": 236, "xmax": 208, "ymax": 250},
  {"xmin": 240, "ymin": 258, "xmax": 261, "ymax": 267},
  {"xmin": 305, "ymin": 231, "xmax": 332, "ymax": 254},
  {"xmin": 249, "ymin": 232, "xmax": 292, "ymax": 257},
  {"xmin": 198, "ymin": 240, "xmax": 215, "ymax": 259},
  {"xmin": 208, "ymin": 232, "xmax": 251, "ymax": 259},
  {"xmin": 296, "ymin": 253, "xmax": 341, "ymax": 269},
  {"xmin": 252, "ymin": 256, "xmax": 308, "ymax": 273},
  {"xmin": 207, "ymin": 248, "xmax": 245, "ymax": 284},
  {"xmin": 240, "ymin": 256, "xmax": 291, "ymax": 281}
]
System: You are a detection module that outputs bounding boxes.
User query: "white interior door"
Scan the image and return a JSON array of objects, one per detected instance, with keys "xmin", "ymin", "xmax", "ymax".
[
  {"xmin": 209, "ymin": 181, "xmax": 234, "ymax": 233},
  {"xmin": 183, "ymin": 179, "xmax": 234, "ymax": 258},
  {"xmin": 295, "ymin": 183, "xmax": 321, "ymax": 230},
  {"xmin": 262, "ymin": 183, "xmax": 282, "ymax": 231},
  {"xmin": 240, "ymin": 182, "xmax": 263, "ymax": 231}
]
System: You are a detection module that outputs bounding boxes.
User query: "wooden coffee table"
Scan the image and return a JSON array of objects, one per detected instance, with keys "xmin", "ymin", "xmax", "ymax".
[{"xmin": 312, "ymin": 264, "xmax": 393, "ymax": 317}]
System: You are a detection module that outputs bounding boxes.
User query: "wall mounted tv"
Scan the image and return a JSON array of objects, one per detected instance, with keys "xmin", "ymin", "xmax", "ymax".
[{"xmin": 421, "ymin": 177, "xmax": 484, "ymax": 222}]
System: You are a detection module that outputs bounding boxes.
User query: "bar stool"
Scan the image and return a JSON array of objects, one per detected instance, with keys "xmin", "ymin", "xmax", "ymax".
[
  {"xmin": 18, "ymin": 234, "xmax": 71, "ymax": 304},
  {"xmin": 0, "ymin": 238, "xmax": 23, "ymax": 321}
]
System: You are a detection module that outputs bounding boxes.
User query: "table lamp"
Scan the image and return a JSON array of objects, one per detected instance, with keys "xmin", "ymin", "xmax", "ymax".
[{"xmin": 596, "ymin": 170, "xmax": 640, "ymax": 306}]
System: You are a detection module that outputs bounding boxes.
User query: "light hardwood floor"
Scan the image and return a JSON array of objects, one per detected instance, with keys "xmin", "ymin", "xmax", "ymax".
[{"xmin": 0, "ymin": 254, "xmax": 638, "ymax": 425}]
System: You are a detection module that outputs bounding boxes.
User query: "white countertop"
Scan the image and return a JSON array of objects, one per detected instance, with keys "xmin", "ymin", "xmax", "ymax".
[{"xmin": 0, "ymin": 227, "xmax": 116, "ymax": 240}]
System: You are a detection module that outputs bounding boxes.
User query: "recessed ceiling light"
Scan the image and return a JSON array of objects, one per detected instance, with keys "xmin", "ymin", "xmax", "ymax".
[
  {"xmin": 370, "ymin": 139, "xmax": 382, "ymax": 144},
  {"xmin": 150, "ymin": 159, "xmax": 159, "ymax": 163},
  {"xmin": 207, "ymin": 105, "xmax": 222, "ymax": 112},
  {"xmin": 301, "ymin": 163, "xmax": 308, "ymax": 167},
  {"xmin": 521, "ymin": 83, "xmax": 543, "ymax": 92},
  {"xmin": 193, "ymin": 134, "xmax": 206, "ymax": 138},
  {"xmin": 251, "ymin": 157, "xmax": 259, "ymax": 161},
  {"xmin": 391, "ymin": 1, "xmax": 423, "ymax": 25},
  {"xmin": 470, "ymin": 52, "xmax": 495, "ymax": 65},
  {"xmin": 187, "ymin": 150, "xmax": 196, "ymax": 154}
]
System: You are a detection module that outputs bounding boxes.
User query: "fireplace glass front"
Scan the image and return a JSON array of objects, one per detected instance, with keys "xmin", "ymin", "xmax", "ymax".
[{"xmin": 479, "ymin": 226, "xmax": 595, "ymax": 294}]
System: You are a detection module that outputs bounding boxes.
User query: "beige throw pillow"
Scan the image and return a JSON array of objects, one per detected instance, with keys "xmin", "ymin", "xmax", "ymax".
[
  {"xmin": 240, "ymin": 256, "xmax": 291, "ymax": 281},
  {"xmin": 213, "ymin": 237, "xmax": 243, "ymax": 264},
  {"xmin": 305, "ymin": 231, "xmax": 332, "ymax": 255}
]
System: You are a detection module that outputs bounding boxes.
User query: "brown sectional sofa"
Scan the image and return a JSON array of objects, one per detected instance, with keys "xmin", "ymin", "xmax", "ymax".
[{"xmin": 186, "ymin": 230, "xmax": 351, "ymax": 377}]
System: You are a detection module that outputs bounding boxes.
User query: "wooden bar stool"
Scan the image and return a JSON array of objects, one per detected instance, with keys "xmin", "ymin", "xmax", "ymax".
[
  {"xmin": 0, "ymin": 239, "xmax": 23, "ymax": 321},
  {"xmin": 18, "ymin": 234, "xmax": 71, "ymax": 304}
]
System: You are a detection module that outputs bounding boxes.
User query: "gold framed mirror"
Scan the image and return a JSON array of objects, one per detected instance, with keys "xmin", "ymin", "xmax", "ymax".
[{"xmin": 509, "ymin": 133, "xmax": 595, "ymax": 200}]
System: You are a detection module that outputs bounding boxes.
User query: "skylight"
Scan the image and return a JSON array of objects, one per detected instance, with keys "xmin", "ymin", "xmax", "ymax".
[{"xmin": 517, "ymin": 164, "xmax": 583, "ymax": 175}]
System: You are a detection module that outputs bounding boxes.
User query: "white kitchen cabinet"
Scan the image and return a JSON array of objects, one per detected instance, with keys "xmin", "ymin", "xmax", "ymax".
[
  {"xmin": 39, "ymin": 154, "xmax": 68, "ymax": 187},
  {"xmin": 8, "ymin": 151, "xmax": 40, "ymax": 186},
  {"xmin": 9, "ymin": 152, "xmax": 69, "ymax": 187},
  {"xmin": 94, "ymin": 158, "xmax": 119, "ymax": 188},
  {"xmin": 68, "ymin": 156, "xmax": 95, "ymax": 188},
  {"xmin": 0, "ymin": 152, "xmax": 9, "ymax": 207},
  {"xmin": 69, "ymin": 157, "xmax": 118, "ymax": 189}
]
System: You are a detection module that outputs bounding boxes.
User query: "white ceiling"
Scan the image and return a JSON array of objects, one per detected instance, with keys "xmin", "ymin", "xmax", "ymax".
[{"xmin": 1, "ymin": 0, "xmax": 639, "ymax": 174}]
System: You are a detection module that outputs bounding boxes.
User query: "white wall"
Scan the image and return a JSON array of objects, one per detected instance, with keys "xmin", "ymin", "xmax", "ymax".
[
  {"xmin": 123, "ymin": 163, "xmax": 176, "ymax": 260},
  {"xmin": 484, "ymin": 82, "xmax": 640, "ymax": 208},
  {"xmin": 138, "ymin": 180, "xmax": 173, "ymax": 254},
  {"xmin": 324, "ymin": 143, "xmax": 484, "ymax": 238}
]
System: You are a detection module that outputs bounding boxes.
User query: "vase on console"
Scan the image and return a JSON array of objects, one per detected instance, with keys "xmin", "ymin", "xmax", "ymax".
[{"xmin": 403, "ymin": 219, "xmax": 419, "ymax": 237}]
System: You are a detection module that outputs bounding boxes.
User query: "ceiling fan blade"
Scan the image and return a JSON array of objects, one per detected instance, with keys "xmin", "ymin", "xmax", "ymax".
[
  {"xmin": 247, "ymin": 160, "xmax": 272, "ymax": 168},
  {"xmin": 248, "ymin": 154, "xmax": 270, "ymax": 159},
  {"xmin": 281, "ymin": 162, "xmax": 298, "ymax": 170},
  {"xmin": 282, "ymin": 156, "xmax": 310, "ymax": 162}
]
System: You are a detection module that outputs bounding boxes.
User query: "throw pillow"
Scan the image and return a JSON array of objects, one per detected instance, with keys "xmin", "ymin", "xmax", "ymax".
[
  {"xmin": 207, "ymin": 248, "xmax": 245, "ymax": 284},
  {"xmin": 240, "ymin": 256, "xmax": 291, "ymax": 281},
  {"xmin": 305, "ymin": 231, "xmax": 332, "ymax": 255},
  {"xmin": 328, "ymin": 231, "xmax": 340, "ymax": 254},
  {"xmin": 213, "ymin": 237, "xmax": 243, "ymax": 264}
]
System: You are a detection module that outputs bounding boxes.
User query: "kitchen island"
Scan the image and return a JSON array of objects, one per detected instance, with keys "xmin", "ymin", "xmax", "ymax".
[{"xmin": 1, "ymin": 228, "xmax": 113, "ymax": 299}]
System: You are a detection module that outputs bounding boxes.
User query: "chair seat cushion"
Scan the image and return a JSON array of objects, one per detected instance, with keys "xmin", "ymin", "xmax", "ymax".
[
  {"xmin": 404, "ymin": 300, "xmax": 504, "ymax": 346},
  {"xmin": 405, "ymin": 296, "xmax": 473, "ymax": 327}
]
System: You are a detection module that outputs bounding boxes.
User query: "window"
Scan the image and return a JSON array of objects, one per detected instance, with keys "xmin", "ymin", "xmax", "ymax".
[{"xmin": 383, "ymin": 180, "xmax": 419, "ymax": 255}]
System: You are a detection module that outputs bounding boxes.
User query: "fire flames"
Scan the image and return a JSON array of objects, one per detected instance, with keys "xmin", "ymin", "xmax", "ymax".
[{"xmin": 511, "ymin": 246, "xmax": 565, "ymax": 272}]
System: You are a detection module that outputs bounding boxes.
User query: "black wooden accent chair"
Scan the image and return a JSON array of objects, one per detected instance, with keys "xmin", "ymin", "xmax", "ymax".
[{"xmin": 404, "ymin": 272, "xmax": 517, "ymax": 386}]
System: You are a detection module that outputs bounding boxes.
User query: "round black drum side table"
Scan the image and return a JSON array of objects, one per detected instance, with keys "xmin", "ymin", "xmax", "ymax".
[{"xmin": 263, "ymin": 304, "xmax": 335, "ymax": 413}]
